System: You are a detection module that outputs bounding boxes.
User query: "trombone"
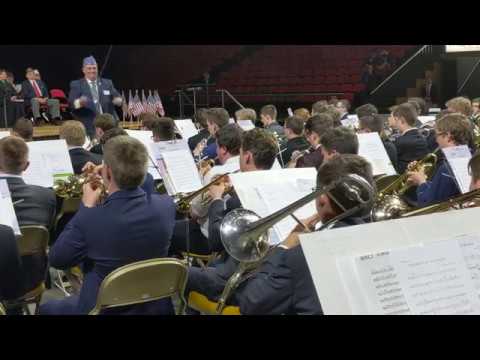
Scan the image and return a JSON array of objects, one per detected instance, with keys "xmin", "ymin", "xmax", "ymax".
[{"xmin": 215, "ymin": 174, "xmax": 375, "ymax": 313}]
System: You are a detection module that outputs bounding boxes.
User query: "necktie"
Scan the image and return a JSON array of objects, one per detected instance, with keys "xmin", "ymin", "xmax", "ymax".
[
  {"xmin": 32, "ymin": 80, "xmax": 42, "ymax": 97},
  {"xmin": 89, "ymin": 80, "xmax": 102, "ymax": 114}
]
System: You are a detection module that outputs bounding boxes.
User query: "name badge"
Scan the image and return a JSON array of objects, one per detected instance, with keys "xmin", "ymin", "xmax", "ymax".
[{"xmin": 103, "ymin": 90, "xmax": 111, "ymax": 95}]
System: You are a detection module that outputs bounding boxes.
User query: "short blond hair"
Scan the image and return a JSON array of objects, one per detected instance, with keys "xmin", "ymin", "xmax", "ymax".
[
  {"xmin": 235, "ymin": 108, "xmax": 257, "ymax": 122},
  {"xmin": 446, "ymin": 97, "xmax": 473, "ymax": 117},
  {"xmin": 59, "ymin": 120, "xmax": 86, "ymax": 147}
]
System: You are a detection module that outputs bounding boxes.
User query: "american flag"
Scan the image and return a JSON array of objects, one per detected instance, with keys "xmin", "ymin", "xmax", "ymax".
[
  {"xmin": 141, "ymin": 90, "xmax": 149, "ymax": 114},
  {"xmin": 146, "ymin": 90, "xmax": 156, "ymax": 114},
  {"xmin": 132, "ymin": 90, "xmax": 144, "ymax": 117},
  {"xmin": 154, "ymin": 90, "xmax": 165, "ymax": 116}
]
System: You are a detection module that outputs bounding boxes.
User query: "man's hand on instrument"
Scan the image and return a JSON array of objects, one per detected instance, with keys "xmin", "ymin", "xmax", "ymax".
[
  {"xmin": 281, "ymin": 231, "xmax": 301, "ymax": 249},
  {"xmin": 208, "ymin": 182, "xmax": 226, "ymax": 201},
  {"xmin": 82, "ymin": 175, "xmax": 103, "ymax": 208}
]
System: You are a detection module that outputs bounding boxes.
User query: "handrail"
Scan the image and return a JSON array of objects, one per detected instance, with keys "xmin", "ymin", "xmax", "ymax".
[
  {"xmin": 174, "ymin": 90, "xmax": 193, "ymax": 106},
  {"xmin": 370, "ymin": 45, "xmax": 431, "ymax": 96},
  {"xmin": 216, "ymin": 89, "xmax": 245, "ymax": 109},
  {"xmin": 457, "ymin": 58, "xmax": 480, "ymax": 94}
]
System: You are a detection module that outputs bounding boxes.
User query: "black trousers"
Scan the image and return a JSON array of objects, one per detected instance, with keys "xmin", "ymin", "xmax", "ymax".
[{"xmin": 169, "ymin": 218, "xmax": 211, "ymax": 256}]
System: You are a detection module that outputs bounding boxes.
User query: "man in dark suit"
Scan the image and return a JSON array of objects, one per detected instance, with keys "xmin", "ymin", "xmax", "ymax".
[
  {"xmin": 260, "ymin": 104, "xmax": 285, "ymax": 137},
  {"xmin": 294, "ymin": 114, "xmax": 334, "ymax": 169},
  {"xmin": 68, "ymin": 56, "xmax": 122, "ymax": 138},
  {"xmin": 188, "ymin": 108, "xmax": 210, "ymax": 151},
  {"xmin": 334, "ymin": 99, "xmax": 351, "ymax": 121},
  {"xmin": 278, "ymin": 116, "xmax": 310, "ymax": 166},
  {"xmin": 21, "ymin": 67, "xmax": 60, "ymax": 125},
  {"xmin": 0, "ymin": 69, "xmax": 25, "ymax": 128},
  {"xmin": 40, "ymin": 136, "xmax": 177, "ymax": 315},
  {"xmin": 89, "ymin": 114, "xmax": 116, "ymax": 155},
  {"xmin": 0, "ymin": 225, "xmax": 25, "ymax": 303},
  {"xmin": 420, "ymin": 70, "xmax": 439, "ymax": 106},
  {"xmin": 185, "ymin": 129, "xmax": 279, "ymax": 301},
  {"xmin": 391, "ymin": 103, "xmax": 429, "ymax": 174},
  {"xmin": 59, "ymin": 120, "xmax": 102, "ymax": 175},
  {"xmin": 234, "ymin": 154, "xmax": 374, "ymax": 315}
]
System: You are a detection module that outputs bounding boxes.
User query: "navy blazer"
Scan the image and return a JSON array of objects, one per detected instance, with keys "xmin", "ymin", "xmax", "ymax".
[
  {"xmin": 21, "ymin": 80, "xmax": 49, "ymax": 101},
  {"xmin": 68, "ymin": 148, "xmax": 102, "ymax": 175},
  {"xmin": 394, "ymin": 128, "xmax": 429, "ymax": 174},
  {"xmin": 48, "ymin": 188, "xmax": 176, "ymax": 314},
  {"xmin": 188, "ymin": 128, "xmax": 210, "ymax": 152},
  {"xmin": 416, "ymin": 159, "xmax": 460, "ymax": 207},
  {"xmin": 68, "ymin": 78, "xmax": 121, "ymax": 120},
  {"xmin": 0, "ymin": 225, "xmax": 25, "ymax": 301}
]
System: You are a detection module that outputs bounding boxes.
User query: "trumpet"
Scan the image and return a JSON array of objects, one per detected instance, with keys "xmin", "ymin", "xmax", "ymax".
[
  {"xmin": 53, "ymin": 169, "xmax": 107, "ymax": 201},
  {"xmin": 215, "ymin": 174, "xmax": 375, "ymax": 313},
  {"xmin": 400, "ymin": 188, "xmax": 480, "ymax": 218},
  {"xmin": 371, "ymin": 148, "xmax": 439, "ymax": 222},
  {"xmin": 175, "ymin": 171, "xmax": 237, "ymax": 215}
]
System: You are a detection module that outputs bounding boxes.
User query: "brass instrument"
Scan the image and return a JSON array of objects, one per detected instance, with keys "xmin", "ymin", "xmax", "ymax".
[
  {"xmin": 287, "ymin": 148, "xmax": 311, "ymax": 168},
  {"xmin": 371, "ymin": 149, "xmax": 439, "ymax": 222},
  {"xmin": 400, "ymin": 188, "xmax": 480, "ymax": 218},
  {"xmin": 199, "ymin": 173, "xmax": 235, "ymax": 207},
  {"xmin": 175, "ymin": 171, "xmax": 235, "ymax": 214},
  {"xmin": 197, "ymin": 158, "xmax": 215, "ymax": 177},
  {"xmin": 53, "ymin": 170, "xmax": 107, "ymax": 201},
  {"xmin": 215, "ymin": 174, "xmax": 375, "ymax": 313}
]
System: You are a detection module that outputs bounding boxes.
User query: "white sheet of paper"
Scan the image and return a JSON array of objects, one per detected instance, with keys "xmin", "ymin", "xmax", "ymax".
[
  {"xmin": 300, "ymin": 206, "xmax": 480, "ymax": 314},
  {"xmin": 229, "ymin": 118, "xmax": 235, "ymax": 124},
  {"xmin": 230, "ymin": 168, "xmax": 318, "ymax": 245},
  {"xmin": 357, "ymin": 132, "xmax": 397, "ymax": 176},
  {"xmin": 442, "ymin": 145, "xmax": 472, "ymax": 194},
  {"xmin": 174, "ymin": 119, "xmax": 199, "ymax": 140},
  {"xmin": 341, "ymin": 115, "xmax": 359, "ymax": 129},
  {"xmin": 237, "ymin": 120, "xmax": 255, "ymax": 131},
  {"xmin": 160, "ymin": 149, "xmax": 202, "ymax": 194},
  {"xmin": 23, "ymin": 140, "xmax": 74, "ymax": 188},
  {"xmin": 0, "ymin": 180, "xmax": 21, "ymax": 236},
  {"xmin": 0, "ymin": 131, "xmax": 11, "ymax": 139},
  {"xmin": 429, "ymin": 108, "xmax": 441, "ymax": 113},
  {"xmin": 125, "ymin": 129, "xmax": 160, "ymax": 180},
  {"xmin": 418, "ymin": 115, "xmax": 436, "ymax": 124}
]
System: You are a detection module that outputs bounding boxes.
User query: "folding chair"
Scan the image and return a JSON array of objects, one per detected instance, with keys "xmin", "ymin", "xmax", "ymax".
[
  {"xmin": 0, "ymin": 303, "xmax": 6, "ymax": 315},
  {"xmin": 187, "ymin": 291, "xmax": 241, "ymax": 315},
  {"xmin": 89, "ymin": 258, "xmax": 188, "ymax": 315},
  {"xmin": 3, "ymin": 226, "xmax": 49, "ymax": 315}
]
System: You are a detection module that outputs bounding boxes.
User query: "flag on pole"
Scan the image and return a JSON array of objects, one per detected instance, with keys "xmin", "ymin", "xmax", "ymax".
[
  {"xmin": 147, "ymin": 90, "xmax": 156, "ymax": 114},
  {"xmin": 141, "ymin": 90, "xmax": 148, "ymax": 114},
  {"xmin": 121, "ymin": 90, "xmax": 128, "ymax": 122},
  {"xmin": 154, "ymin": 90, "xmax": 165, "ymax": 116},
  {"xmin": 132, "ymin": 90, "xmax": 143, "ymax": 117},
  {"xmin": 127, "ymin": 90, "xmax": 134, "ymax": 121}
]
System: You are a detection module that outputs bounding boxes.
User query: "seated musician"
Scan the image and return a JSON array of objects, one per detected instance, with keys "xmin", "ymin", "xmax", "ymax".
[
  {"xmin": 138, "ymin": 112, "xmax": 159, "ymax": 131},
  {"xmin": 446, "ymin": 96, "xmax": 473, "ymax": 118},
  {"xmin": 278, "ymin": 116, "xmax": 309, "ymax": 166},
  {"xmin": 390, "ymin": 103, "xmax": 429, "ymax": 174},
  {"xmin": 169, "ymin": 124, "xmax": 244, "ymax": 256},
  {"xmin": 235, "ymin": 108, "xmax": 257, "ymax": 123},
  {"xmin": 59, "ymin": 120, "xmax": 102, "ymax": 175},
  {"xmin": 355, "ymin": 103, "xmax": 378, "ymax": 118},
  {"xmin": 293, "ymin": 108, "xmax": 310, "ymax": 122},
  {"xmin": 151, "ymin": 117, "xmax": 176, "ymax": 142},
  {"xmin": 407, "ymin": 113, "xmax": 473, "ymax": 206},
  {"xmin": 89, "ymin": 113, "xmax": 116, "ymax": 155},
  {"xmin": 0, "ymin": 68, "xmax": 25, "ymax": 128},
  {"xmin": 320, "ymin": 126, "xmax": 359, "ymax": 161},
  {"xmin": 292, "ymin": 113, "xmax": 334, "ymax": 169},
  {"xmin": 40, "ymin": 136, "xmax": 176, "ymax": 315},
  {"xmin": 311, "ymin": 100, "xmax": 329, "ymax": 116},
  {"xmin": 188, "ymin": 108, "xmax": 211, "ymax": 151},
  {"xmin": 193, "ymin": 108, "xmax": 230, "ymax": 161},
  {"xmin": 468, "ymin": 151, "xmax": 480, "ymax": 191},
  {"xmin": 358, "ymin": 114, "xmax": 398, "ymax": 169},
  {"xmin": 260, "ymin": 104, "xmax": 284, "ymax": 136},
  {"xmin": 334, "ymin": 99, "xmax": 350, "ymax": 121},
  {"xmin": 0, "ymin": 136, "xmax": 56, "ymax": 298},
  {"xmin": 184, "ymin": 129, "xmax": 278, "ymax": 302},
  {"xmin": 234, "ymin": 154, "xmax": 375, "ymax": 315},
  {"xmin": 12, "ymin": 117, "xmax": 34, "ymax": 142}
]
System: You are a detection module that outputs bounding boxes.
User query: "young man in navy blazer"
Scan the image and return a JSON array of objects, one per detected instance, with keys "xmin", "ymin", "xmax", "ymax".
[{"xmin": 40, "ymin": 136, "xmax": 176, "ymax": 315}]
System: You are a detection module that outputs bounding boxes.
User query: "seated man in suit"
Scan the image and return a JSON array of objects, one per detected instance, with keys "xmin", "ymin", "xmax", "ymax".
[
  {"xmin": 59, "ymin": 120, "xmax": 102, "ymax": 175},
  {"xmin": 12, "ymin": 117, "xmax": 33, "ymax": 142},
  {"xmin": 407, "ymin": 113, "xmax": 472, "ymax": 206},
  {"xmin": 235, "ymin": 108, "xmax": 257, "ymax": 123},
  {"xmin": 320, "ymin": 126, "xmax": 359, "ymax": 162},
  {"xmin": 0, "ymin": 225, "xmax": 26, "ymax": 305},
  {"xmin": 170, "ymin": 124, "xmax": 245, "ymax": 256},
  {"xmin": 292, "ymin": 114, "xmax": 334, "ymax": 169},
  {"xmin": 21, "ymin": 67, "xmax": 61, "ymax": 126},
  {"xmin": 311, "ymin": 100, "xmax": 329, "ymax": 116},
  {"xmin": 0, "ymin": 69, "xmax": 25, "ymax": 128},
  {"xmin": 139, "ymin": 112, "xmax": 159, "ymax": 131},
  {"xmin": 234, "ymin": 154, "xmax": 375, "ymax": 315},
  {"xmin": 152, "ymin": 117, "xmax": 176, "ymax": 142},
  {"xmin": 193, "ymin": 108, "xmax": 230, "ymax": 161},
  {"xmin": 89, "ymin": 113, "xmax": 116, "ymax": 155},
  {"xmin": 40, "ymin": 136, "xmax": 177, "ymax": 315},
  {"xmin": 184, "ymin": 129, "xmax": 279, "ymax": 301},
  {"xmin": 358, "ymin": 114, "xmax": 398, "ymax": 169},
  {"xmin": 391, "ymin": 103, "xmax": 429, "ymax": 174},
  {"xmin": 260, "ymin": 104, "xmax": 284, "ymax": 137},
  {"xmin": 68, "ymin": 56, "xmax": 122, "ymax": 138},
  {"xmin": 355, "ymin": 103, "xmax": 379, "ymax": 118},
  {"xmin": 278, "ymin": 116, "xmax": 310, "ymax": 166},
  {"xmin": 334, "ymin": 99, "xmax": 351, "ymax": 121},
  {"xmin": 188, "ymin": 108, "xmax": 211, "ymax": 151}
]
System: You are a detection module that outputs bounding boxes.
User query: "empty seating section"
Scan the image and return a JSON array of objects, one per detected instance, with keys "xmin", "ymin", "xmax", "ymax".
[{"xmin": 215, "ymin": 45, "xmax": 416, "ymax": 103}]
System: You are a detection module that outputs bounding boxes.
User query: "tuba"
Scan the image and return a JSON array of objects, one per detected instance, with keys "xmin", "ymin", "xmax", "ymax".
[
  {"xmin": 215, "ymin": 174, "xmax": 375, "ymax": 313},
  {"xmin": 400, "ymin": 188, "xmax": 480, "ymax": 218},
  {"xmin": 371, "ymin": 148, "xmax": 439, "ymax": 222}
]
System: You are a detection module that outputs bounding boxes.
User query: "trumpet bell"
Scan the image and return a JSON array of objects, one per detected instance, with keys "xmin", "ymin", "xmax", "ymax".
[{"xmin": 220, "ymin": 208, "xmax": 270, "ymax": 263}]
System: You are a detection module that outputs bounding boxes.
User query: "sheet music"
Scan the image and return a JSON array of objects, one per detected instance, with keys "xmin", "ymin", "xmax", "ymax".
[
  {"xmin": 237, "ymin": 120, "xmax": 255, "ymax": 131},
  {"xmin": 0, "ymin": 180, "xmax": 21, "ymax": 236},
  {"xmin": 229, "ymin": 118, "xmax": 235, "ymax": 124},
  {"xmin": 161, "ymin": 149, "xmax": 202, "ymax": 194},
  {"xmin": 428, "ymin": 108, "xmax": 441, "ymax": 113},
  {"xmin": 23, "ymin": 140, "xmax": 74, "ymax": 188},
  {"xmin": 341, "ymin": 115, "xmax": 359, "ymax": 129},
  {"xmin": 125, "ymin": 130, "xmax": 160, "ymax": 180},
  {"xmin": 442, "ymin": 145, "xmax": 472, "ymax": 194},
  {"xmin": 357, "ymin": 133, "xmax": 397, "ymax": 176},
  {"xmin": 418, "ymin": 115, "xmax": 436, "ymax": 125},
  {"xmin": 174, "ymin": 119, "xmax": 199, "ymax": 140},
  {"xmin": 0, "ymin": 131, "xmax": 10, "ymax": 139}
]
